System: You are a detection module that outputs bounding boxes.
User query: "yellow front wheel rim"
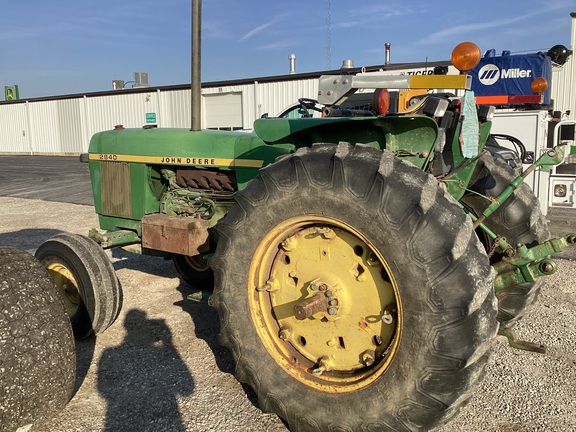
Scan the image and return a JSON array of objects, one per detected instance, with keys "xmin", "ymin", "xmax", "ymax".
[
  {"xmin": 45, "ymin": 260, "xmax": 81, "ymax": 318},
  {"xmin": 248, "ymin": 215, "xmax": 402, "ymax": 393}
]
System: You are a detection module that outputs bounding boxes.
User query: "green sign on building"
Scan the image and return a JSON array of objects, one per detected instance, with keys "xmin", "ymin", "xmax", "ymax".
[
  {"xmin": 146, "ymin": 112, "xmax": 157, "ymax": 124},
  {"xmin": 5, "ymin": 85, "xmax": 19, "ymax": 101}
]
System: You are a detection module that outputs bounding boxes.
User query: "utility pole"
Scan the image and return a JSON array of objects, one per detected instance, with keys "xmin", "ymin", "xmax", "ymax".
[
  {"xmin": 325, "ymin": 0, "xmax": 332, "ymax": 70},
  {"xmin": 191, "ymin": 0, "xmax": 202, "ymax": 131}
]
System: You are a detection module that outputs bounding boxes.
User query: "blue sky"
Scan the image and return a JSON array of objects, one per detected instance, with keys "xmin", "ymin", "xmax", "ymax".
[{"xmin": 1, "ymin": 0, "xmax": 574, "ymax": 99}]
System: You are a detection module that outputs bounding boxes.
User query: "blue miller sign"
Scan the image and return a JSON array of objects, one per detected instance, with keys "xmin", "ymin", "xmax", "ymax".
[{"xmin": 469, "ymin": 53, "xmax": 552, "ymax": 105}]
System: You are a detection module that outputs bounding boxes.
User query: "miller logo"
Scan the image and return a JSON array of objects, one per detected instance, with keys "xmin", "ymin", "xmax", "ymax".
[{"xmin": 478, "ymin": 64, "xmax": 533, "ymax": 86}]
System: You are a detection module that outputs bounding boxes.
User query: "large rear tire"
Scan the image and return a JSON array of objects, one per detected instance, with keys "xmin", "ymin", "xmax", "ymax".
[
  {"xmin": 0, "ymin": 247, "xmax": 75, "ymax": 431},
  {"xmin": 211, "ymin": 143, "xmax": 498, "ymax": 431},
  {"xmin": 35, "ymin": 233, "xmax": 122, "ymax": 339},
  {"xmin": 463, "ymin": 152, "xmax": 550, "ymax": 328}
]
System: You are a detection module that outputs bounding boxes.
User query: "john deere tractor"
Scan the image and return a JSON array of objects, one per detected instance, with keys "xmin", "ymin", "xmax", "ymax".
[{"xmin": 33, "ymin": 8, "xmax": 576, "ymax": 431}]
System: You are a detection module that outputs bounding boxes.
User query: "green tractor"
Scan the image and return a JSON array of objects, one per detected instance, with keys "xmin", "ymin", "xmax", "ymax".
[{"xmin": 34, "ymin": 8, "xmax": 576, "ymax": 430}]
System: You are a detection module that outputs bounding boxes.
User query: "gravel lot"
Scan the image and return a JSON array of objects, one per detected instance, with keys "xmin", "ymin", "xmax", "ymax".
[{"xmin": 1, "ymin": 195, "xmax": 576, "ymax": 432}]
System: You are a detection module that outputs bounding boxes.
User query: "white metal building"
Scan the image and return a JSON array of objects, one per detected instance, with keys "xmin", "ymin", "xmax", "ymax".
[{"xmin": 1, "ymin": 13, "xmax": 575, "ymax": 156}]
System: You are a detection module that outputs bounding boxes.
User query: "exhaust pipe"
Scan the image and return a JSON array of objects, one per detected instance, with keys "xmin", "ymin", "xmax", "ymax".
[
  {"xmin": 385, "ymin": 42, "xmax": 391, "ymax": 65},
  {"xmin": 289, "ymin": 54, "xmax": 296, "ymax": 74}
]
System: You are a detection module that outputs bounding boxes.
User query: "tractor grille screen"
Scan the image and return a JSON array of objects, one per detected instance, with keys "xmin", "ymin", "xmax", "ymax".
[{"xmin": 100, "ymin": 161, "xmax": 132, "ymax": 218}]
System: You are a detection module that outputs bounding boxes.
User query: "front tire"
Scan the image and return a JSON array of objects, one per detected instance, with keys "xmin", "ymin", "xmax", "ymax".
[
  {"xmin": 0, "ymin": 247, "xmax": 75, "ymax": 431},
  {"xmin": 35, "ymin": 233, "xmax": 122, "ymax": 339},
  {"xmin": 211, "ymin": 143, "xmax": 498, "ymax": 431},
  {"xmin": 173, "ymin": 253, "xmax": 214, "ymax": 289}
]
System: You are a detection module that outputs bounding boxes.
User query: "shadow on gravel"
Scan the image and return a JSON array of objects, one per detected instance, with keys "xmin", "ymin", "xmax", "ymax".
[
  {"xmin": 97, "ymin": 309, "xmax": 195, "ymax": 431},
  {"xmin": 174, "ymin": 281, "xmax": 234, "ymax": 374},
  {"xmin": 174, "ymin": 281, "xmax": 264, "ymax": 412},
  {"xmin": 0, "ymin": 228, "xmax": 64, "ymax": 251},
  {"xmin": 73, "ymin": 338, "xmax": 96, "ymax": 397},
  {"xmin": 110, "ymin": 248, "xmax": 178, "ymax": 279}
]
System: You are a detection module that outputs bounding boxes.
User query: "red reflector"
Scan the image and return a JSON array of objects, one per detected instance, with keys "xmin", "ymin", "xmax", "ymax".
[{"xmin": 372, "ymin": 89, "xmax": 390, "ymax": 115}]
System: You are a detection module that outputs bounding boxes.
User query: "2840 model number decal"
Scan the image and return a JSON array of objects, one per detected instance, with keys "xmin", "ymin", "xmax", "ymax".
[{"xmin": 89, "ymin": 153, "xmax": 263, "ymax": 168}]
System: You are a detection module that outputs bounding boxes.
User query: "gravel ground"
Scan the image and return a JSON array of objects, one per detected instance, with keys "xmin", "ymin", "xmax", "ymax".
[{"xmin": 1, "ymin": 196, "xmax": 575, "ymax": 432}]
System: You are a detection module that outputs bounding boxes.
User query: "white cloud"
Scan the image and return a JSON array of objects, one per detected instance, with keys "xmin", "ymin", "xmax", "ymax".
[{"xmin": 239, "ymin": 21, "xmax": 275, "ymax": 42}]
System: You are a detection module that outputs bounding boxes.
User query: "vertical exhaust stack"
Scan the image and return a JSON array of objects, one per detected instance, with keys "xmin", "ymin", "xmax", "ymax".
[
  {"xmin": 385, "ymin": 42, "xmax": 391, "ymax": 65},
  {"xmin": 191, "ymin": 0, "xmax": 202, "ymax": 131},
  {"xmin": 289, "ymin": 54, "xmax": 296, "ymax": 74}
]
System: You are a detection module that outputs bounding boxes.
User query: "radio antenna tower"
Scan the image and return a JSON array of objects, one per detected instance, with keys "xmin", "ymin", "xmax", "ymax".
[{"xmin": 325, "ymin": 0, "xmax": 332, "ymax": 69}]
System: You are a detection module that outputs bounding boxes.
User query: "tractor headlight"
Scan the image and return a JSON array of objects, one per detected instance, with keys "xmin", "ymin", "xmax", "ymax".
[{"xmin": 422, "ymin": 97, "xmax": 449, "ymax": 118}]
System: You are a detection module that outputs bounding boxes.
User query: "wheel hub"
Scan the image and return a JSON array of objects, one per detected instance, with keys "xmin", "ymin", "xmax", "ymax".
[
  {"xmin": 249, "ymin": 217, "xmax": 401, "ymax": 392},
  {"xmin": 45, "ymin": 260, "xmax": 80, "ymax": 318}
]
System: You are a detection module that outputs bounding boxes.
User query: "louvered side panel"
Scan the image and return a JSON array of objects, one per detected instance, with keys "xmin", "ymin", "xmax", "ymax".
[{"xmin": 100, "ymin": 161, "xmax": 132, "ymax": 218}]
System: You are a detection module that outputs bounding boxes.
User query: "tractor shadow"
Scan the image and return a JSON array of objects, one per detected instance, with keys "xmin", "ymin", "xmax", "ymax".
[
  {"xmin": 96, "ymin": 308, "xmax": 195, "ymax": 431},
  {"xmin": 0, "ymin": 228, "xmax": 65, "ymax": 251}
]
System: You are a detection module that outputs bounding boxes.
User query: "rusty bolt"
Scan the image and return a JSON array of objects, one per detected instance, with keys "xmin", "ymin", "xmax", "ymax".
[
  {"xmin": 319, "ymin": 283, "xmax": 328, "ymax": 292},
  {"xmin": 372, "ymin": 335, "xmax": 382, "ymax": 346}
]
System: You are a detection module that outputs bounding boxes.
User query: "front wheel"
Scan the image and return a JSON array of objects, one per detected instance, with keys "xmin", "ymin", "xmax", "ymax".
[
  {"xmin": 0, "ymin": 247, "xmax": 75, "ymax": 431},
  {"xmin": 173, "ymin": 253, "xmax": 214, "ymax": 289},
  {"xmin": 35, "ymin": 233, "xmax": 122, "ymax": 339},
  {"xmin": 211, "ymin": 143, "xmax": 498, "ymax": 431}
]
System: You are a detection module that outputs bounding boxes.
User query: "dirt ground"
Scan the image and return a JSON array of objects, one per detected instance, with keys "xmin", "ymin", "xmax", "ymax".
[{"xmin": 1, "ymin": 195, "xmax": 576, "ymax": 431}]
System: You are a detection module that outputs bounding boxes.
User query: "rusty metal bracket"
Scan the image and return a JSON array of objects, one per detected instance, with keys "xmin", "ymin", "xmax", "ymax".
[{"xmin": 498, "ymin": 327, "xmax": 546, "ymax": 354}]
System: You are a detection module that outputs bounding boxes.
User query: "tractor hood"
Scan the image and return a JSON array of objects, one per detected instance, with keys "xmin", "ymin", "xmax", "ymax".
[{"xmin": 88, "ymin": 127, "xmax": 294, "ymax": 170}]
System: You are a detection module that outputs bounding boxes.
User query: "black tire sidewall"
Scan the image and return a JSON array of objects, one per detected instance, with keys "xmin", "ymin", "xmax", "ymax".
[
  {"xmin": 212, "ymin": 144, "xmax": 497, "ymax": 431},
  {"xmin": 35, "ymin": 233, "xmax": 121, "ymax": 338},
  {"xmin": 0, "ymin": 247, "xmax": 75, "ymax": 430}
]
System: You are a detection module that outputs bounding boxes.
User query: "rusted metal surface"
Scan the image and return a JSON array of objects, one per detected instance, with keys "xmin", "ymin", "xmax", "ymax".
[
  {"xmin": 141, "ymin": 214, "xmax": 209, "ymax": 255},
  {"xmin": 293, "ymin": 293, "xmax": 330, "ymax": 320},
  {"xmin": 175, "ymin": 167, "xmax": 237, "ymax": 192}
]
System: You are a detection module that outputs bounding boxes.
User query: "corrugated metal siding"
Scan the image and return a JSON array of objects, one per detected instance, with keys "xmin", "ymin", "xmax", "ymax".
[
  {"xmin": 1, "ymin": 27, "xmax": 574, "ymax": 155},
  {"xmin": 551, "ymin": 17, "xmax": 576, "ymax": 120},
  {"xmin": 28, "ymin": 100, "xmax": 61, "ymax": 153},
  {"xmin": 0, "ymin": 103, "xmax": 29, "ymax": 153}
]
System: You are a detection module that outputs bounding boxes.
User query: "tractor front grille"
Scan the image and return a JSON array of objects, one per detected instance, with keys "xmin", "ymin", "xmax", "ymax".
[{"xmin": 100, "ymin": 161, "xmax": 132, "ymax": 218}]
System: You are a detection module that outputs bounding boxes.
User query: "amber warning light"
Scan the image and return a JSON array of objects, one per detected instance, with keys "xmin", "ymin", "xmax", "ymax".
[{"xmin": 451, "ymin": 42, "xmax": 481, "ymax": 72}]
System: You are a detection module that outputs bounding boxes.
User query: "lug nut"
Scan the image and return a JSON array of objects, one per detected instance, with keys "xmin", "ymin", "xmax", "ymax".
[
  {"xmin": 256, "ymin": 283, "xmax": 270, "ymax": 292},
  {"xmin": 278, "ymin": 329, "xmax": 291, "ymax": 341},
  {"xmin": 328, "ymin": 307, "xmax": 337, "ymax": 315},
  {"xmin": 381, "ymin": 312, "xmax": 393, "ymax": 325},
  {"xmin": 361, "ymin": 350, "xmax": 375, "ymax": 366}
]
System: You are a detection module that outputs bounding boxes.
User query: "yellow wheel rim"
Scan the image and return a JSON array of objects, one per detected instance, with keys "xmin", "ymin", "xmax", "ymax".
[
  {"xmin": 248, "ymin": 216, "xmax": 402, "ymax": 393},
  {"xmin": 184, "ymin": 255, "xmax": 210, "ymax": 272},
  {"xmin": 45, "ymin": 259, "xmax": 81, "ymax": 318}
]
